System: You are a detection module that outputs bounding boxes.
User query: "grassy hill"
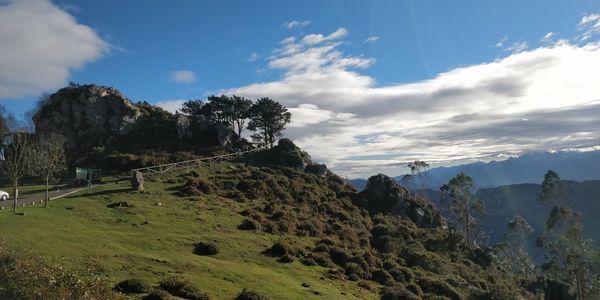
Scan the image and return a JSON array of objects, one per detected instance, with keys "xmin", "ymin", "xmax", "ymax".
[
  {"xmin": 0, "ymin": 138, "xmax": 537, "ymax": 299},
  {"xmin": 0, "ymin": 164, "xmax": 377, "ymax": 299}
]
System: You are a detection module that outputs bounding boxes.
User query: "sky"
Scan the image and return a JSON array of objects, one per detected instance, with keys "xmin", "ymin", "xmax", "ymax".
[{"xmin": 2, "ymin": 0, "xmax": 600, "ymax": 178}]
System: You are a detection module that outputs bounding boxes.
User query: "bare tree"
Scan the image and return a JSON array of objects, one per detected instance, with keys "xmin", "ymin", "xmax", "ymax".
[
  {"xmin": 407, "ymin": 160, "xmax": 430, "ymax": 199},
  {"xmin": 3, "ymin": 132, "xmax": 33, "ymax": 211},
  {"xmin": 31, "ymin": 141, "xmax": 66, "ymax": 207}
]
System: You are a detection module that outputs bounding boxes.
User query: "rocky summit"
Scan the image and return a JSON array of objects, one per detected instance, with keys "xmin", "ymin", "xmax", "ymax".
[{"xmin": 33, "ymin": 84, "xmax": 141, "ymax": 154}]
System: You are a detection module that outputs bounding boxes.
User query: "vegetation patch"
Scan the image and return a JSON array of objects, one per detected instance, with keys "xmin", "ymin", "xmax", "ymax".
[
  {"xmin": 159, "ymin": 277, "xmax": 210, "ymax": 300},
  {"xmin": 114, "ymin": 278, "xmax": 150, "ymax": 293},
  {"xmin": 193, "ymin": 241, "xmax": 218, "ymax": 256}
]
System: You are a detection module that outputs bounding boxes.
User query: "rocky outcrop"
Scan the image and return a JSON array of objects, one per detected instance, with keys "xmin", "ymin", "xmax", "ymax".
[
  {"xmin": 33, "ymin": 84, "xmax": 239, "ymax": 159},
  {"xmin": 33, "ymin": 84, "xmax": 141, "ymax": 154},
  {"xmin": 354, "ymin": 174, "xmax": 444, "ymax": 228},
  {"xmin": 175, "ymin": 113, "xmax": 192, "ymax": 140}
]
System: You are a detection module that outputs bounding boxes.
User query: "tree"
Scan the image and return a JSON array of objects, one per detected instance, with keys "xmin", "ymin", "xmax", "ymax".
[
  {"xmin": 440, "ymin": 172, "xmax": 484, "ymax": 250},
  {"xmin": 407, "ymin": 160, "xmax": 429, "ymax": 199},
  {"xmin": 495, "ymin": 216, "xmax": 535, "ymax": 276},
  {"xmin": 180, "ymin": 99, "xmax": 206, "ymax": 116},
  {"xmin": 247, "ymin": 98, "xmax": 291, "ymax": 148},
  {"xmin": 31, "ymin": 141, "xmax": 66, "ymax": 207},
  {"xmin": 3, "ymin": 132, "xmax": 33, "ymax": 211},
  {"xmin": 540, "ymin": 170, "xmax": 564, "ymax": 205},
  {"xmin": 230, "ymin": 95, "xmax": 252, "ymax": 138},
  {"xmin": 538, "ymin": 170, "xmax": 598, "ymax": 299}
]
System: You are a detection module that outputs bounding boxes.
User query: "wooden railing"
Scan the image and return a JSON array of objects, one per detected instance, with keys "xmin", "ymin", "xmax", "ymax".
[{"xmin": 130, "ymin": 147, "xmax": 265, "ymax": 177}]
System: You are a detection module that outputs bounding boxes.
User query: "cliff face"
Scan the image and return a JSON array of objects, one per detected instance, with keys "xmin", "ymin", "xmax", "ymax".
[{"xmin": 33, "ymin": 84, "xmax": 142, "ymax": 154}]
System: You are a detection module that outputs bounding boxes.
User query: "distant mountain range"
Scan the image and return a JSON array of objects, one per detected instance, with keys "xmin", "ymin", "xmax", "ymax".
[{"xmin": 349, "ymin": 150, "xmax": 600, "ymax": 190}]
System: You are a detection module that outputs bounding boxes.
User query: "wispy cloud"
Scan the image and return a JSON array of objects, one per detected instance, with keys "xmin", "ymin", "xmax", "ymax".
[
  {"xmin": 282, "ymin": 20, "xmax": 311, "ymax": 29},
  {"xmin": 247, "ymin": 52, "xmax": 259, "ymax": 62},
  {"xmin": 578, "ymin": 13, "xmax": 600, "ymax": 41},
  {"xmin": 540, "ymin": 32, "xmax": 555, "ymax": 43},
  {"xmin": 0, "ymin": 0, "xmax": 108, "ymax": 99},
  {"xmin": 364, "ymin": 36, "xmax": 380, "ymax": 43},
  {"xmin": 504, "ymin": 41, "xmax": 528, "ymax": 53},
  {"xmin": 170, "ymin": 70, "xmax": 197, "ymax": 84},
  {"xmin": 495, "ymin": 36, "xmax": 508, "ymax": 48},
  {"xmin": 301, "ymin": 27, "xmax": 348, "ymax": 45}
]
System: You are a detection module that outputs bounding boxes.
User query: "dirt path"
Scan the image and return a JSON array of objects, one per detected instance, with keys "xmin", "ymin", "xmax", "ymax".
[{"xmin": 0, "ymin": 186, "xmax": 88, "ymax": 210}]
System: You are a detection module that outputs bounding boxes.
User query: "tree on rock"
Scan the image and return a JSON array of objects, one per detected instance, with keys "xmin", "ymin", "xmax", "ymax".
[
  {"xmin": 230, "ymin": 95, "xmax": 252, "ymax": 138},
  {"xmin": 248, "ymin": 98, "xmax": 291, "ymax": 148}
]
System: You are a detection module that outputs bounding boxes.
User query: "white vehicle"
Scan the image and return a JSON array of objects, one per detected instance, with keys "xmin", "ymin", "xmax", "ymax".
[{"xmin": 0, "ymin": 190, "xmax": 8, "ymax": 201}]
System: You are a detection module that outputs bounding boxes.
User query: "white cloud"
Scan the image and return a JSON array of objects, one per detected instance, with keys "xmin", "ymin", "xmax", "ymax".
[
  {"xmin": 247, "ymin": 52, "xmax": 259, "ymax": 62},
  {"xmin": 364, "ymin": 36, "xmax": 380, "ymax": 43},
  {"xmin": 171, "ymin": 70, "xmax": 197, "ymax": 84},
  {"xmin": 221, "ymin": 24, "xmax": 600, "ymax": 177},
  {"xmin": 156, "ymin": 99, "xmax": 187, "ymax": 113},
  {"xmin": 495, "ymin": 36, "xmax": 508, "ymax": 48},
  {"xmin": 541, "ymin": 32, "xmax": 555, "ymax": 43},
  {"xmin": 282, "ymin": 20, "xmax": 311, "ymax": 29},
  {"xmin": 288, "ymin": 104, "xmax": 356, "ymax": 128},
  {"xmin": 301, "ymin": 27, "xmax": 348, "ymax": 45},
  {"xmin": 578, "ymin": 13, "xmax": 600, "ymax": 41},
  {"xmin": 0, "ymin": 0, "xmax": 108, "ymax": 99},
  {"xmin": 504, "ymin": 41, "xmax": 528, "ymax": 53}
]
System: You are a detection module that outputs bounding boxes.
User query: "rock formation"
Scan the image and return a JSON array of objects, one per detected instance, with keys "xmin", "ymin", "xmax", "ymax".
[
  {"xmin": 33, "ymin": 84, "xmax": 141, "ymax": 154},
  {"xmin": 33, "ymin": 84, "xmax": 239, "ymax": 160},
  {"xmin": 355, "ymin": 174, "xmax": 444, "ymax": 228}
]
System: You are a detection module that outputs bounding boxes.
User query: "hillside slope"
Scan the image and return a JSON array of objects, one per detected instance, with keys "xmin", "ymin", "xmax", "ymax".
[{"xmin": 0, "ymin": 140, "xmax": 538, "ymax": 299}]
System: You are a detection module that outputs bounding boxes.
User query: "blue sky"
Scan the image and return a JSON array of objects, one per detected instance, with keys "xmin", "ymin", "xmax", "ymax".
[{"xmin": 2, "ymin": 0, "xmax": 600, "ymax": 177}]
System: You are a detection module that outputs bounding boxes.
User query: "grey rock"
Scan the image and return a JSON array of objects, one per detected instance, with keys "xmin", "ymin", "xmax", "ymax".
[
  {"xmin": 175, "ymin": 113, "xmax": 192, "ymax": 139},
  {"xmin": 132, "ymin": 171, "xmax": 144, "ymax": 191},
  {"xmin": 33, "ymin": 84, "xmax": 141, "ymax": 153}
]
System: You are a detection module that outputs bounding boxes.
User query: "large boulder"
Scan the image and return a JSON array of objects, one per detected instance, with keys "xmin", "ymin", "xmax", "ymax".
[
  {"xmin": 33, "ymin": 84, "xmax": 141, "ymax": 154},
  {"xmin": 354, "ymin": 174, "xmax": 444, "ymax": 228}
]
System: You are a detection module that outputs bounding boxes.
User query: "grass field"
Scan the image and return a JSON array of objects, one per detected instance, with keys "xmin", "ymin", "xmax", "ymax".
[{"xmin": 0, "ymin": 165, "xmax": 378, "ymax": 299}]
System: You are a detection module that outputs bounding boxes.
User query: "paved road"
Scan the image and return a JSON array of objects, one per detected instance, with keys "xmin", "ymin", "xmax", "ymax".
[{"xmin": 0, "ymin": 186, "xmax": 87, "ymax": 210}]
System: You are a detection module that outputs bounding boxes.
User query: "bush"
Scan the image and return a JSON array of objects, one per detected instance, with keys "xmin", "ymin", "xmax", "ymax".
[
  {"xmin": 159, "ymin": 277, "xmax": 210, "ymax": 300},
  {"xmin": 329, "ymin": 246, "xmax": 351, "ymax": 266},
  {"xmin": 0, "ymin": 241, "xmax": 116, "ymax": 299},
  {"xmin": 278, "ymin": 254, "xmax": 295, "ymax": 263},
  {"xmin": 238, "ymin": 218, "xmax": 260, "ymax": 231},
  {"xmin": 143, "ymin": 289, "xmax": 173, "ymax": 300},
  {"xmin": 265, "ymin": 240, "xmax": 295, "ymax": 257},
  {"xmin": 114, "ymin": 278, "xmax": 150, "ymax": 293},
  {"xmin": 194, "ymin": 241, "xmax": 218, "ymax": 256},
  {"xmin": 380, "ymin": 286, "xmax": 420, "ymax": 300},
  {"xmin": 235, "ymin": 289, "xmax": 269, "ymax": 300},
  {"xmin": 372, "ymin": 269, "xmax": 395, "ymax": 286},
  {"xmin": 181, "ymin": 177, "xmax": 216, "ymax": 196}
]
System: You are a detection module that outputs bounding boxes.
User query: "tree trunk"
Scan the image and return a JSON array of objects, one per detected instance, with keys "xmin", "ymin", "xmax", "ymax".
[
  {"xmin": 466, "ymin": 198, "xmax": 471, "ymax": 250},
  {"xmin": 12, "ymin": 179, "xmax": 18, "ymax": 212},
  {"xmin": 45, "ymin": 175, "xmax": 49, "ymax": 208}
]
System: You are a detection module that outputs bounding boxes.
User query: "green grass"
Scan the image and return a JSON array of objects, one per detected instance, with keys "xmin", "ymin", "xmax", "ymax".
[{"xmin": 0, "ymin": 169, "xmax": 377, "ymax": 299}]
